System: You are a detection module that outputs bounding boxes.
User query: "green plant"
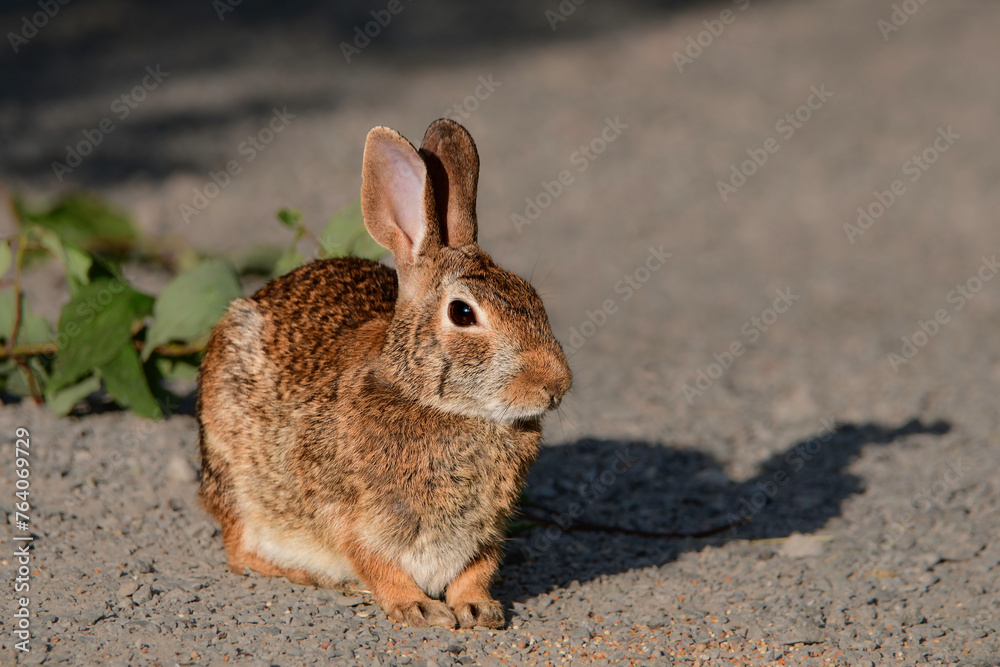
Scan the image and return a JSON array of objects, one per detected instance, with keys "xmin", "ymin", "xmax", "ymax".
[{"xmin": 0, "ymin": 189, "xmax": 383, "ymax": 418}]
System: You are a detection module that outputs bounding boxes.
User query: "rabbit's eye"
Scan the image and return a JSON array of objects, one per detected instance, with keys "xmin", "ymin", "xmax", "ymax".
[{"xmin": 448, "ymin": 300, "xmax": 477, "ymax": 327}]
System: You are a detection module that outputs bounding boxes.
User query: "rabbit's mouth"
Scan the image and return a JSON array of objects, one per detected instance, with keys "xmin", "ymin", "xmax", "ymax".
[
  {"xmin": 484, "ymin": 401, "xmax": 554, "ymax": 423},
  {"xmin": 490, "ymin": 376, "xmax": 570, "ymax": 422},
  {"xmin": 498, "ymin": 350, "xmax": 572, "ymax": 418},
  {"xmin": 435, "ymin": 386, "xmax": 561, "ymax": 423}
]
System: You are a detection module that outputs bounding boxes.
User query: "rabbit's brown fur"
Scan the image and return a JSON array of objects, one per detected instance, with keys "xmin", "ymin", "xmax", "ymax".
[{"xmin": 197, "ymin": 119, "xmax": 571, "ymax": 629}]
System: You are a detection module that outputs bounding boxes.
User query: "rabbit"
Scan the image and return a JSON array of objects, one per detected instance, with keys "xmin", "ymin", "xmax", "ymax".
[{"xmin": 197, "ymin": 118, "xmax": 572, "ymax": 629}]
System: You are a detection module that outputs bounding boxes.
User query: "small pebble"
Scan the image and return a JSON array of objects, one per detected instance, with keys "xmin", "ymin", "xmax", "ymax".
[
  {"xmin": 779, "ymin": 533, "xmax": 826, "ymax": 558},
  {"xmin": 132, "ymin": 584, "xmax": 154, "ymax": 605},
  {"xmin": 118, "ymin": 581, "xmax": 140, "ymax": 598}
]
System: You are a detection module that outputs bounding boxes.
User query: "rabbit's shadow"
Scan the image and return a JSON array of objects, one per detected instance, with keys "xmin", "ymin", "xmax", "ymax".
[{"xmin": 496, "ymin": 418, "xmax": 951, "ymax": 604}]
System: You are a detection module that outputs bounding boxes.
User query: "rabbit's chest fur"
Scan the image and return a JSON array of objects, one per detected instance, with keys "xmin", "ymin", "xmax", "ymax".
[
  {"xmin": 377, "ymin": 424, "xmax": 537, "ymax": 596},
  {"xmin": 323, "ymin": 406, "xmax": 539, "ymax": 595}
]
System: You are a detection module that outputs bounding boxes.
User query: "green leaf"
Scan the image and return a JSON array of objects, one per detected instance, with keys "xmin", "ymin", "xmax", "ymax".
[
  {"xmin": 319, "ymin": 199, "xmax": 365, "ymax": 258},
  {"xmin": 48, "ymin": 278, "xmax": 153, "ymax": 392},
  {"xmin": 349, "ymin": 230, "xmax": 386, "ymax": 262},
  {"xmin": 31, "ymin": 227, "xmax": 92, "ymax": 294},
  {"xmin": 46, "ymin": 373, "xmax": 101, "ymax": 416},
  {"xmin": 66, "ymin": 246, "xmax": 92, "ymax": 289},
  {"xmin": 17, "ymin": 193, "xmax": 137, "ymax": 251},
  {"xmin": 272, "ymin": 247, "xmax": 305, "ymax": 278},
  {"xmin": 0, "ymin": 289, "xmax": 53, "ymax": 346},
  {"xmin": 277, "ymin": 208, "xmax": 304, "ymax": 232},
  {"xmin": 0, "ymin": 240, "xmax": 11, "ymax": 278},
  {"xmin": 319, "ymin": 199, "xmax": 385, "ymax": 261},
  {"xmin": 0, "ymin": 358, "xmax": 14, "ymax": 393},
  {"xmin": 155, "ymin": 356, "xmax": 201, "ymax": 383},
  {"xmin": 142, "ymin": 259, "xmax": 241, "ymax": 359},
  {"xmin": 98, "ymin": 344, "xmax": 163, "ymax": 419}
]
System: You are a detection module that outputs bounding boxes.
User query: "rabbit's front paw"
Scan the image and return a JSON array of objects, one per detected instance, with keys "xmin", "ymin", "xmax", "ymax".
[
  {"xmin": 389, "ymin": 599, "xmax": 458, "ymax": 629},
  {"xmin": 452, "ymin": 599, "xmax": 505, "ymax": 629}
]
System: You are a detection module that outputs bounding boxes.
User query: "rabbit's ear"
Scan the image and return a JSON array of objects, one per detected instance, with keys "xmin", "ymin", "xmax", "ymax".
[
  {"xmin": 362, "ymin": 126, "xmax": 441, "ymax": 268},
  {"xmin": 419, "ymin": 119, "xmax": 479, "ymax": 247}
]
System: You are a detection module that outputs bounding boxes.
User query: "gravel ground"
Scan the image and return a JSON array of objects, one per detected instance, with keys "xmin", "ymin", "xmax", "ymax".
[{"xmin": 2, "ymin": 1, "xmax": 1000, "ymax": 665}]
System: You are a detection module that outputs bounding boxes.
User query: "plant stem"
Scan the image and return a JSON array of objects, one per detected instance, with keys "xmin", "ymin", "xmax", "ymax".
[
  {"xmin": 134, "ymin": 341, "xmax": 205, "ymax": 357},
  {"xmin": 0, "ymin": 340, "xmax": 204, "ymax": 362},
  {"xmin": 0, "ymin": 342, "xmax": 58, "ymax": 359},
  {"xmin": 6, "ymin": 233, "xmax": 27, "ymax": 357},
  {"xmin": 5, "ymin": 233, "xmax": 44, "ymax": 404}
]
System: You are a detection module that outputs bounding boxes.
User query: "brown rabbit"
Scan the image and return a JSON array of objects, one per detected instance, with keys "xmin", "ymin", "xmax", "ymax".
[{"xmin": 197, "ymin": 119, "xmax": 571, "ymax": 629}]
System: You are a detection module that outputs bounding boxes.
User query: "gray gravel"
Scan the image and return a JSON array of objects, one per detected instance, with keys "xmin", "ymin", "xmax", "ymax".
[{"xmin": 3, "ymin": 0, "xmax": 1000, "ymax": 665}]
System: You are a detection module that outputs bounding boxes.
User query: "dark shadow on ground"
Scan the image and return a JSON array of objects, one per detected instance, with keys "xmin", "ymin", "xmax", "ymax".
[
  {"xmin": 497, "ymin": 418, "xmax": 951, "ymax": 603},
  {"xmin": 0, "ymin": 0, "xmax": 743, "ymax": 187}
]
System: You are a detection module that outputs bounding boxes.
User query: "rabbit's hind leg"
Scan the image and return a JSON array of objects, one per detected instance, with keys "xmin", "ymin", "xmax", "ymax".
[
  {"xmin": 341, "ymin": 532, "xmax": 458, "ymax": 629},
  {"xmin": 221, "ymin": 518, "xmax": 318, "ymax": 586}
]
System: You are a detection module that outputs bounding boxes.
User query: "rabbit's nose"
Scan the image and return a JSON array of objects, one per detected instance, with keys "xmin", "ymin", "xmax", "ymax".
[
  {"xmin": 545, "ymin": 356, "xmax": 572, "ymax": 401},
  {"xmin": 543, "ymin": 374, "xmax": 570, "ymax": 405},
  {"xmin": 516, "ymin": 347, "xmax": 572, "ymax": 404}
]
